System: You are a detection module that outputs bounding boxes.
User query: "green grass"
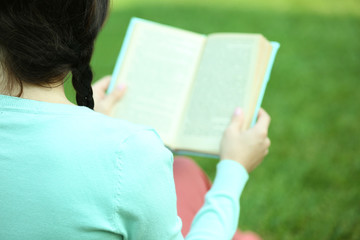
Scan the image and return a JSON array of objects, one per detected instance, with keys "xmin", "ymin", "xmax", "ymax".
[{"xmin": 65, "ymin": 0, "xmax": 360, "ymax": 239}]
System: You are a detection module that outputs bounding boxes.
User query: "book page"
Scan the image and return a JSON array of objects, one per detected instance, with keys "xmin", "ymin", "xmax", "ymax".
[
  {"xmin": 174, "ymin": 34, "xmax": 263, "ymax": 154},
  {"xmin": 112, "ymin": 20, "xmax": 206, "ymax": 146}
]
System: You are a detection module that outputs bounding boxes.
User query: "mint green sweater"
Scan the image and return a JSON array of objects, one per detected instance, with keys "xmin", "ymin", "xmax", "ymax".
[{"xmin": 0, "ymin": 94, "xmax": 248, "ymax": 240}]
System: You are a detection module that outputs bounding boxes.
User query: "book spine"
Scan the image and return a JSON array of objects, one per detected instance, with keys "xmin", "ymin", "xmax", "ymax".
[{"xmin": 250, "ymin": 42, "xmax": 280, "ymax": 126}]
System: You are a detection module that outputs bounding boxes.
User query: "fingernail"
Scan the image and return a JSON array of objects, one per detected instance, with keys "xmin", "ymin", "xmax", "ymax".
[
  {"xmin": 234, "ymin": 107, "xmax": 242, "ymax": 116},
  {"xmin": 117, "ymin": 83, "xmax": 126, "ymax": 91}
]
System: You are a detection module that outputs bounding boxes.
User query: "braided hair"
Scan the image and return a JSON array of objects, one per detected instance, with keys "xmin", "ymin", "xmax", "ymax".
[{"xmin": 0, "ymin": 0, "xmax": 109, "ymax": 109}]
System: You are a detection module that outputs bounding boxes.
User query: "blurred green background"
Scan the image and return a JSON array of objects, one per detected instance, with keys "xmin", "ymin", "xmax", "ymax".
[{"xmin": 65, "ymin": 0, "xmax": 360, "ymax": 239}]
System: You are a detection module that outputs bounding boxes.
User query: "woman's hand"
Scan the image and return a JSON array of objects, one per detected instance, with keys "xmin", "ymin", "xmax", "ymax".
[
  {"xmin": 220, "ymin": 108, "xmax": 271, "ymax": 173},
  {"xmin": 92, "ymin": 76, "xmax": 126, "ymax": 116}
]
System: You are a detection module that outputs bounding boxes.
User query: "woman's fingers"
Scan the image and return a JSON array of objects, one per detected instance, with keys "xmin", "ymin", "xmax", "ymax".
[
  {"xmin": 104, "ymin": 84, "xmax": 126, "ymax": 108},
  {"xmin": 254, "ymin": 108, "xmax": 271, "ymax": 134},
  {"xmin": 229, "ymin": 107, "xmax": 245, "ymax": 130},
  {"xmin": 92, "ymin": 75, "xmax": 112, "ymax": 93},
  {"xmin": 220, "ymin": 108, "xmax": 272, "ymax": 173},
  {"xmin": 92, "ymin": 75, "xmax": 127, "ymax": 115}
]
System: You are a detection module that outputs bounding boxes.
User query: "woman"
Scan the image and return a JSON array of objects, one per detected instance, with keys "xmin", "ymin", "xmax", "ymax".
[{"xmin": 0, "ymin": 1, "xmax": 271, "ymax": 239}]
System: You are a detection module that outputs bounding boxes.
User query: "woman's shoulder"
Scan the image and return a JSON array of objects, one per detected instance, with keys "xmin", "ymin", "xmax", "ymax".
[
  {"xmin": 78, "ymin": 109, "xmax": 165, "ymax": 151},
  {"xmin": 89, "ymin": 110, "xmax": 159, "ymax": 139}
]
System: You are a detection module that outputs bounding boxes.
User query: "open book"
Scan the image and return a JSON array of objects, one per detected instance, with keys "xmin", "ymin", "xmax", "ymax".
[{"xmin": 107, "ymin": 17, "xmax": 280, "ymax": 157}]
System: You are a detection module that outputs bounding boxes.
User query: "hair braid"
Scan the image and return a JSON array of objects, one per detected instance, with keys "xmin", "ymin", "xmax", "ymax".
[
  {"xmin": 72, "ymin": 63, "xmax": 94, "ymax": 109},
  {"xmin": 71, "ymin": 36, "xmax": 96, "ymax": 109}
]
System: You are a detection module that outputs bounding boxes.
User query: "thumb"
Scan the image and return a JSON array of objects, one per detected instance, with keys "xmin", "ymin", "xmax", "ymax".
[
  {"xmin": 229, "ymin": 107, "xmax": 244, "ymax": 129},
  {"xmin": 254, "ymin": 108, "xmax": 271, "ymax": 131},
  {"xmin": 104, "ymin": 83, "xmax": 127, "ymax": 107}
]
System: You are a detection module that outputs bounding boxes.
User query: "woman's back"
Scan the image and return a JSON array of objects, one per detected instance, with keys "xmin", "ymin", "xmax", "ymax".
[{"xmin": 0, "ymin": 95, "xmax": 183, "ymax": 239}]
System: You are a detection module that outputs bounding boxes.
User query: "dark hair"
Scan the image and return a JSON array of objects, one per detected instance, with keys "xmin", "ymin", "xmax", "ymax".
[{"xmin": 0, "ymin": 0, "xmax": 109, "ymax": 109}]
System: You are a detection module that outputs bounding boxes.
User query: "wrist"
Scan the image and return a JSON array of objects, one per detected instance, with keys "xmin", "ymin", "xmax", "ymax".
[
  {"xmin": 213, "ymin": 160, "xmax": 249, "ymax": 198},
  {"xmin": 220, "ymin": 157, "xmax": 250, "ymax": 173},
  {"xmin": 220, "ymin": 159, "xmax": 250, "ymax": 173}
]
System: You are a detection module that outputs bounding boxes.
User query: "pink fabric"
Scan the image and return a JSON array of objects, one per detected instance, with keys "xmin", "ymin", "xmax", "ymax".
[{"xmin": 173, "ymin": 156, "xmax": 261, "ymax": 240}]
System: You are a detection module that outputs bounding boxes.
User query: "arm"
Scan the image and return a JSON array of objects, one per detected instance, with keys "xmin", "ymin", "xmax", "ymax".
[
  {"xmin": 186, "ymin": 107, "xmax": 271, "ymax": 239},
  {"xmin": 186, "ymin": 160, "xmax": 249, "ymax": 239}
]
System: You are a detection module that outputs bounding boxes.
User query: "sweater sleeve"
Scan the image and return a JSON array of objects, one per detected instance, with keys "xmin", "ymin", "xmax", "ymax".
[
  {"xmin": 114, "ymin": 129, "xmax": 184, "ymax": 240},
  {"xmin": 185, "ymin": 160, "xmax": 249, "ymax": 240}
]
